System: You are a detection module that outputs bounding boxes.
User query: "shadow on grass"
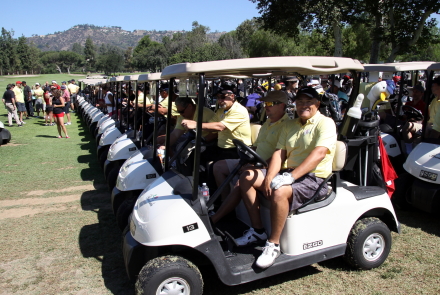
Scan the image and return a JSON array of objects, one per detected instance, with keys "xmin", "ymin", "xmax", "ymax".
[
  {"xmin": 35, "ymin": 135, "xmax": 59, "ymax": 138},
  {"xmin": 394, "ymin": 208, "xmax": 440, "ymax": 237},
  {"xmin": 79, "ymin": 189, "xmax": 135, "ymax": 295}
]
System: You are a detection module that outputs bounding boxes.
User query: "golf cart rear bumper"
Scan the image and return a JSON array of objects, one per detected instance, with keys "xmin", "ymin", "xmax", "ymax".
[{"xmin": 409, "ymin": 178, "xmax": 440, "ymax": 213}]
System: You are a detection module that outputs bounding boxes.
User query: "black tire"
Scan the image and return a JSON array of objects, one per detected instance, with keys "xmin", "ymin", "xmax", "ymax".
[
  {"xmin": 99, "ymin": 150, "xmax": 108, "ymax": 169},
  {"xmin": 116, "ymin": 197, "xmax": 136, "ymax": 231},
  {"xmin": 344, "ymin": 217, "xmax": 392, "ymax": 270},
  {"xmin": 135, "ymin": 256, "xmax": 203, "ymax": 295},
  {"xmin": 107, "ymin": 165, "xmax": 121, "ymax": 192},
  {"xmin": 1, "ymin": 129, "xmax": 11, "ymax": 145},
  {"xmin": 391, "ymin": 172, "xmax": 414, "ymax": 210}
]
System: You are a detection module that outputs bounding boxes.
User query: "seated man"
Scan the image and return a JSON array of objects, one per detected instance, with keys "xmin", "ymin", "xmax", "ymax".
[
  {"xmin": 181, "ymin": 86, "xmax": 252, "ymax": 162},
  {"xmin": 400, "ymin": 84, "xmax": 427, "ymax": 153},
  {"xmin": 235, "ymin": 87, "xmax": 336, "ymax": 269},
  {"xmin": 211, "ymin": 91, "xmax": 290, "ymax": 204},
  {"xmin": 425, "ymin": 77, "xmax": 440, "ymax": 140}
]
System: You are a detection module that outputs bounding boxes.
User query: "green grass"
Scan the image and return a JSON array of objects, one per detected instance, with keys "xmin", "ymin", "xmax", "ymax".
[{"xmin": 1, "ymin": 105, "xmax": 440, "ymax": 294}]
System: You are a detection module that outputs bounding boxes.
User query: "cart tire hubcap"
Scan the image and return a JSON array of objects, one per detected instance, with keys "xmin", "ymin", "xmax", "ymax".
[
  {"xmin": 156, "ymin": 277, "xmax": 190, "ymax": 295},
  {"xmin": 363, "ymin": 233, "xmax": 385, "ymax": 261}
]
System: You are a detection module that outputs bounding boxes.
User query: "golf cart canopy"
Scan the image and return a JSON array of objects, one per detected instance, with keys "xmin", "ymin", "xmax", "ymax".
[
  {"xmin": 138, "ymin": 73, "xmax": 162, "ymax": 83},
  {"xmin": 363, "ymin": 61, "xmax": 435, "ymax": 72},
  {"xmin": 161, "ymin": 56, "xmax": 365, "ymax": 79},
  {"xmin": 427, "ymin": 62, "xmax": 440, "ymax": 71},
  {"xmin": 79, "ymin": 78, "xmax": 107, "ymax": 85}
]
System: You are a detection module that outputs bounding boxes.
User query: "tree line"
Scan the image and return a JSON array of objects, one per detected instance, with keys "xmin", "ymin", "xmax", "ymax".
[{"xmin": 1, "ymin": 1, "xmax": 440, "ymax": 76}]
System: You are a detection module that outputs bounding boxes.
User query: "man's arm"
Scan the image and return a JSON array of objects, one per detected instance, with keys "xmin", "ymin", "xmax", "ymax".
[
  {"xmin": 289, "ymin": 146, "xmax": 328, "ymax": 180},
  {"xmin": 262, "ymin": 149, "xmax": 285, "ymax": 197},
  {"xmin": 181, "ymin": 119, "xmax": 226, "ymax": 132}
]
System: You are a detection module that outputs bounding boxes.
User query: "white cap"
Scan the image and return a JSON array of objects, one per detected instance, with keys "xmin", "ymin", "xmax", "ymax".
[
  {"xmin": 52, "ymin": 80, "xmax": 57, "ymax": 84},
  {"xmin": 35, "ymin": 82, "xmax": 40, "ymax": 85},
  {"xmin": 311, "ymin": 79, "xmax": 320, "ymax": 85}
]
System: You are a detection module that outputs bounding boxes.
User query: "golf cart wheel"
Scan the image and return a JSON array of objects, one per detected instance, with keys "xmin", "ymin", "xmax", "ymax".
[
  {"xmin": 107, "ymin": 166, "xmax": 120, "ymax": 192},
  {"xmin": 116, "ymin": 197, "xmax": 136, "ymax": 231},
  {"xmin": 344, "ymin": 217, "xmax": 391, "ymax": 270},
  {"xmin": 135, "ymin": 256, "xmax": 203, "ymax": 295},
  {"xmin": 99, "ymin": 150, "xmax": 108, "ymax": 169}
]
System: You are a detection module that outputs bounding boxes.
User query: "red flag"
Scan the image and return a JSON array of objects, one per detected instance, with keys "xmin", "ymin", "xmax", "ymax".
[{"xmin": 378, "ymin": 137, "xmax": 398, "ymax": 197}]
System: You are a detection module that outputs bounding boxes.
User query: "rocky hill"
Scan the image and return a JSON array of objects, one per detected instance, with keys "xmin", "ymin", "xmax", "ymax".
[{"xmin": 28, "ymin": 24, "xmax": 225, "ymax": 52}]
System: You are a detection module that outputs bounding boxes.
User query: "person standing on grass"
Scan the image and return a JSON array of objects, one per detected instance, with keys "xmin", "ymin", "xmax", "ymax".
[
  {"xmin": 13, "ymin": 81, "xmax": 26, "ymax": 125},
  {"xmin": 34, "ymin": 83, "xmax": 45, "ymax": 119},
  {"xmin": 51, "ymin": 89, "xmax": 69, "ymax": 138},
  {"xmin": 22, "ymin": 81, "xmax": 34, "ymax": 118},
  {"xmin": 44, "ymin": 87, "xmax": 54, "ymax": 126},
  {"xmin": 61, "ymin": 85, "xmax": 72, "ymax": 125},
  {"xmin": 2, "ymin": 84, "xmax": 22, "ymax": 127},
  {"xmin": 68, "ymin": 79, "xmax": 79, "ymax": 112}
]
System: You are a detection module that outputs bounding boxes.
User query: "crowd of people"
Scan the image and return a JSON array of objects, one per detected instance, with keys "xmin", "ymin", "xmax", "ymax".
[{"xmin": 1, "ymin": 79, "xmax": 80, "ymax": 138}]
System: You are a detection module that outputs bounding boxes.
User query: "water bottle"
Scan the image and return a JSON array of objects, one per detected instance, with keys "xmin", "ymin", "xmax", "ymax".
[
  {"xmin": 340, "ymin": 94, "xmax": 364, "ymax": 138},
  {"xmin": 201, "ymin": 183, "xmax": 209, "ymax": 203}
]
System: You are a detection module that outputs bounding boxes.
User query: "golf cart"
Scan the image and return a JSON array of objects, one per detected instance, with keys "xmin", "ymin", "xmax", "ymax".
[
  {"xmin": 397, "ymin": 62, "xmax": 440, "ymax": 212},
  {"xmin": 0, "ymin": 121, "xmax": 11, "ymax": 145},
  {"xmin": 122, "ymin": 56, "xmax": 400, "ymax": 294},
  {"xmin": 103, "ymin": 73, "xmax": 161, "ymax": 190}
]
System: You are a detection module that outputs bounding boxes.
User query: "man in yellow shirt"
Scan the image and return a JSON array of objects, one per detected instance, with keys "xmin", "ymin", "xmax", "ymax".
[
  {"xmin": 181, "ymin": 86, "xmax": 252, "ymax": 161},
  {"xmin": 13, "ymin": 81, "xmax": 26, "ymax": 124},
  {"xmin": 211, "ymin": 91, "xmax": 290, "ymax": 217},
  {"xmin": 67, "ymin": 79, "xmax": 80, "ymax": 112},
  {"xmin": 33, "ymin": 83, "xmax": 45, "ymax": 118},
  {"xmin": 427, "ymin": 77, "xmax": 440, "ymax": 139},
  {"xmin": 235, "ymin": 87, "xmax": 337, "ymax": 269}
]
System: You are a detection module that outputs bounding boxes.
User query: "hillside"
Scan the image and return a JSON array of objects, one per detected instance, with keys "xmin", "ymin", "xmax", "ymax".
[{"xmin": 27, "ymin": 24, "xmax": 225, "ymax": 52}]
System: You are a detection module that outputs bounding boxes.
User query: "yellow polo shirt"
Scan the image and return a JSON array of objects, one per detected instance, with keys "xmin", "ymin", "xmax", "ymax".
[
  {"xmin": 68, "ymin": 84, "xmax": 79, "ymax": 94},
  {"xmin": 175, "ymin": 106, "xmax": 215, "ymax": 136},
  {"xmin": 254, "ymin": 113, "xmax": 290, "ymax": 161},
  {"xmin": 429, "ymin": 96, "xmax": 440, "ymax": 131},
  {"xmin": 159, "ymin": 97, "xmax": 179, "ymax": 117},
  {"xmin": 210, "ymin": 101, "xmax": 252, "ymax": 149},
  {"xmin": 13, "ymin": 87, "xmax": 24, "ymax": 103},
  {"xmin": 277, "ymin": 111, "xmax": 336, "ymax": 178},
  {"xmin": 34, "ymin": 88, "xmax": 44, "ymax": 99}
]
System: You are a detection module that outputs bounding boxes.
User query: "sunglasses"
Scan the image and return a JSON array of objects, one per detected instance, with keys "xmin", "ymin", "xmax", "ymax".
[
  {"xmin": 177, "ymin": 105, "xmax": 188, "ymax": 114},
  {"xmin": 264, "ymin": 101, "xmax": 283, "ymax": 107}
]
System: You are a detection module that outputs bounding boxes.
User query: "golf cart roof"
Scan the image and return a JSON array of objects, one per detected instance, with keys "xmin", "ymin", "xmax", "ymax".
[
  {"xmin": 124, "ymin": 75, "xmax": 140, "ymax": 81},
  {"xmin": 138, "ymin": 72, "xmax": 162, "ymax": 82},
  {"xmin": 363, "ymin": 62, "xmax": 435, "ymax": 72},
  {"xmin": 161, "ymin": 56, "xmax": 364, "ymax": 79},
  {"xmin": 427, "ymin": 62, "xmax": 440, "ymax": 71},
  {"xmin": 79, "ymin": 78, "xmax": 107, "ymax": 85},
  {"xmin": 109, "ymin": 76, "xmax": 126, "ymax": 82}
]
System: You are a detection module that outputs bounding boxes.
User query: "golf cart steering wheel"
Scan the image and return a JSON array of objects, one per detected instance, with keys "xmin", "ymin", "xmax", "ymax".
[
  {"xmin": 402, "ymin": 105, "xmax": 423, "ymax": 122},
  {"xmin": 232, "ymin": 139, "xmax": 268, "ymax": 167}
]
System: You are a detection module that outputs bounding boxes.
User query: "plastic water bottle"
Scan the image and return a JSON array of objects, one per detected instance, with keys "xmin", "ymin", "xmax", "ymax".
[
  {"xmin": 201, "ymin": 183, "xmax": 209, "ymax": 203},
  {"xmin": 340, "ymin": 94, "xmax": 364, "ymax": 138}
]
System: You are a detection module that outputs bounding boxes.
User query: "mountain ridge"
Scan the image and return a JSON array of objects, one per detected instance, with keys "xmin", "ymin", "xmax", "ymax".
[{"xmin": 27, "ymin": 24, "xmax": 225, "ymax": 52}]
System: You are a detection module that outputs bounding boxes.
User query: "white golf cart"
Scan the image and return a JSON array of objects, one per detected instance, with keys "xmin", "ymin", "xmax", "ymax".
[
  {"xmin": 397, "ymin": 62, "xmax": 440, "ymax": 212},
  {"xmin": 103, "ymin": 73, "xmax": 161, "ymax": 190},
  {"xmin": 122, "ymin": 57, "xmax": 400, "ymax": 294}
]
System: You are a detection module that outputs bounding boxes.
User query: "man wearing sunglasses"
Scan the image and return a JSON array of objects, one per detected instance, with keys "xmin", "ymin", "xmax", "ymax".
[
  {"xmin": 181, "ymin": 86, "xmax": 251, "ymax": 162},
  {"xmin": 234, "ymin": 86, "xmax": 337, "ymax": 269},
  {"xmin": 211, "ymin": 90, "xmax": 290, "ymax": 215}
]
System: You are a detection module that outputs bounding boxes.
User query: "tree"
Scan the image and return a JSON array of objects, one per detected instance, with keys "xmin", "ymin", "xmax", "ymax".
[
  {"xmin": 0, "ymin": 28, "xmax": 19, "ymax": 75},
  {"xmin": 124, "ymin": 46, "xmax": 133, "ymax": 72},
  {"xmin": 218, "ymin": 32, "xmax": 245, "ymax": 59},
  {"xmin": 84, "ymin": 37, "xmax": 96, "ymax": 70},
  {"xmin": 96, "ymin": 45, "xmax": 124, "ymax": 75},
  {"xmin": 59, "ymin": 51, "xmax": 83, "ymax": 74},
  {"xmin": 71, "ymin": 42, "xmax": 83, "ymax": 55}
]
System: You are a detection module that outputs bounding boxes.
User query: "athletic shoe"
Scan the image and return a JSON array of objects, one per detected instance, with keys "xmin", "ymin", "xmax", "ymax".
[
  {"xmin": 57, "ymin": 135, "xmax": 62, "ymax": 139},
  {"xmin": 50, "ymin": 123, "xmax": 55, "ymax": 126},
  {"xmin": 21, "ymin": 121, "xmax": 26, "ymax": 124},
  {"xmin": 66, "ymin": 136, "xmax": 70, "ymax": 139},
  {"xmin": 18, "ymin": 124, "xmax": 23, "ymax": 127},
  {"xmin": 235, "ymin": 228, "xmax": 268, "ymax": 247},
  {"xmin": 255, "ymin": 241, "xmax": 281, "ymax": 269},
  {"xmin": 8, "ymin": 125, "xmax": 13, "ymax": 127},
  {"xmin": 45, "ymin": 123, "xmax": 49, "ymax": 126}
]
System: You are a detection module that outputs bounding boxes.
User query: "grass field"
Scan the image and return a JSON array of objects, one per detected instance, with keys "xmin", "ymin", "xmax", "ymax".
[{"xmin": 1, "ymin": 103, "xmax": 440, "ymax": 294}]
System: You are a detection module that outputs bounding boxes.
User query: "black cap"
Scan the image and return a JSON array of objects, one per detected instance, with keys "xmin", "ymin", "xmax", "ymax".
[
  {"xmin": 296, "ymin": 86, "xmax": 319, "ymax": 99},
  {"xmin": 21, "ymin": 81, "xmax": 26, "ymax": 84}
]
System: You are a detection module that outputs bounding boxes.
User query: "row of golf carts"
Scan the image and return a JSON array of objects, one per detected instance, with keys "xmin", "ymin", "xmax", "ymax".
[{"xmin": 74, "ymin": 57, "xmax": 440, "ymax": 295}]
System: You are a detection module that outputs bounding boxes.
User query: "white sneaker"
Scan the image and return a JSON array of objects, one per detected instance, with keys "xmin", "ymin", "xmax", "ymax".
[
  {"xmin": 235, "ymin": 228, "xmax": 267, "ymax": 247},
  {"xmin": 256, "ymin": 241, "xmax": 281, "ymax": 269},
  {"xmin": 21, "ymin": 121, "xmax": 26, "ymax": 124}
]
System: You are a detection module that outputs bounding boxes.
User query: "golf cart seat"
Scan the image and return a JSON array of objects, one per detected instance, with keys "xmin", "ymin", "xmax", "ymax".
[
  {"xmin": 257, "ymin": 141, "xmax": 347, "ymax": 214},
  {"xmin": 250, "ymin": 123, "xmax": 261, "ymax": 145}
]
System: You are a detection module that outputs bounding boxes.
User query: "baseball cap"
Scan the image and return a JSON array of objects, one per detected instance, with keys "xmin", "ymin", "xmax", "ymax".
[
  {"xmin": 52, "ymin": 80, "xmax": 57, "ymax": 84},
  {"xmin": 35, "ymin": 82, "xmax": 40, "ymax": 86},
  {"xmin": 62, "ymin": 81, "xmax": 67, "ymax": 84},
  {"xmin": 61, "ymin": 85, "xmax": 67, "ymax": 89},
  {"xmin": 296, "ymin": 87, "xmax": 319, "ymax": 100},
  {"xmin": 21, "ymin": 81, "xmax": 26, "ymax": 84},
  {"xmin": 284, "ymin": 76, "xmax": 298, "ymax": 82},
  {"xmin": 16, "ymin": 81, "xmax": 22, "ymax": 84},
  {"xmin": 412, "ymin": 84, "xmax": 425, "ymax": 92},
  {"xmin": 259, "ymin": 91, "xmax": 289, "ymax": 104}
]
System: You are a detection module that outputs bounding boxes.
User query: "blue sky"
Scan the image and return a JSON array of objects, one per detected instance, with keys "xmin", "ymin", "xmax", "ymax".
[{"xmin": 3, "ymin": 0, "xmax": 261, "ymax": 37}]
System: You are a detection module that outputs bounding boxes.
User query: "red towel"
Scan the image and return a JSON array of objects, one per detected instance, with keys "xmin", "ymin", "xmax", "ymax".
[{"xmin": 378, "ymin": 137, "xmax": 398, "ymax": 197}]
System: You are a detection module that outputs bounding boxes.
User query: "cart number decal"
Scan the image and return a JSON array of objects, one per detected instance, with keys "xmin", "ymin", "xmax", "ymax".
[
  {"xmin": 146, "ymin": 174, "xmax": 156, "ymax": 179},
  {"xmin": 420, "ymin": 170, "xmax": 438, "ymax": 181},
  {"xmin": 303, "ymin": 240, "xmax": 323, "ymax": 250},
  {"xmin": 183, "ymin": 223, "xmax": 198, "ymax": 233}
]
